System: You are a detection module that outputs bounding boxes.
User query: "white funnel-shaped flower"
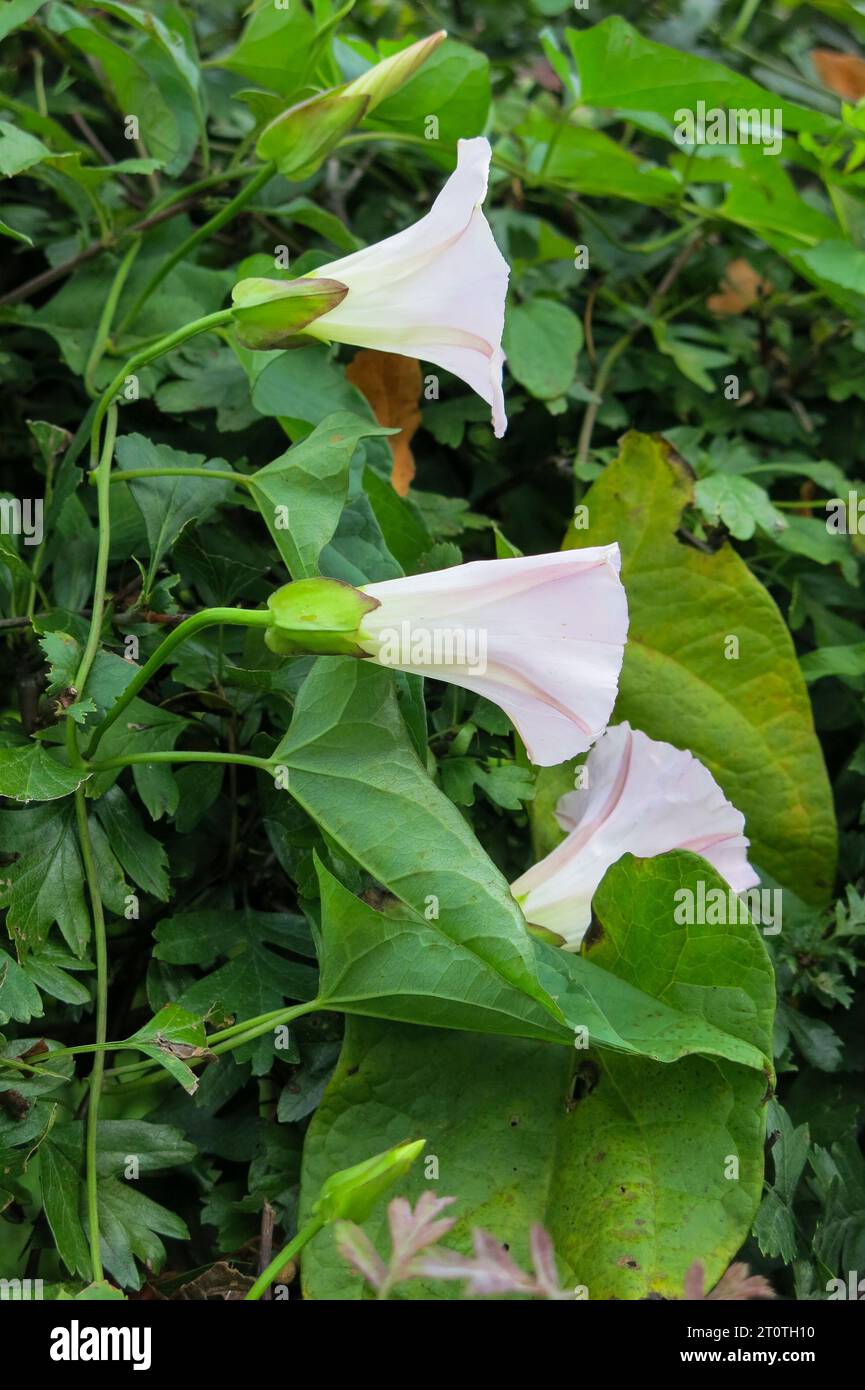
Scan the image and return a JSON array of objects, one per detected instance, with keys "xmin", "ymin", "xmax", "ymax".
[{"xmin": 511, "ymin": 721, "xmax": 759, "ymax": 947}]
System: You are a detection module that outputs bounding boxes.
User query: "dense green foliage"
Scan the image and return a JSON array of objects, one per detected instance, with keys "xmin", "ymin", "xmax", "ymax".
[{"xmin": 0, "ymin": 0, "xmax": 863, "ymax": 1302}]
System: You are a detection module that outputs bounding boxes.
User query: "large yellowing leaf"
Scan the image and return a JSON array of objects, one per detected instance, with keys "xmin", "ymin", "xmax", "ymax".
[{"xmin": 557, "ymin": 431, "xmax": 836, "ymax": 907}]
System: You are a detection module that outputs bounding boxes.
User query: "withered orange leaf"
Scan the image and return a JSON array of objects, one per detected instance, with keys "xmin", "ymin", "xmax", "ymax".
[
  {"xmin": 812, "ymin": 48, "xmax": 865, "ymax": 102},
  {"xmin": 706, "ymin": 258, "xmax": 771, "ymax": 316},
  {"xmin": 345, "ymin": 349, "xmax": 422, "ymax": 495}
]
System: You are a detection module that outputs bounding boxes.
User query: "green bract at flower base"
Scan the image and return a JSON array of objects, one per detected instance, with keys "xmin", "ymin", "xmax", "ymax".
[
  {"xmin": 254, "ymin": 32, "xmax": 447, "ymax": 179},
  {"xmin": 256, "ymin": 90, "xmax": 370, "ymax": 180},
  {"xmin": 265, "ymin": 577, "xmax": 380, "ymax": 657},
  {"xmin": 231, "ymin": 276, "xmax": 347, "ymax": 350},
  {"xmin": 313, "ymin": 1138, "xmax": 426, "ymax": 1224}
]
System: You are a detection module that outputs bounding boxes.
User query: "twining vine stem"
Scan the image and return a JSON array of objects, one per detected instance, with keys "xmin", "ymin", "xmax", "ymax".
[
  {"xmin": 73, "ymin": 785, "xmax": 110, "ymax": 1279},
  {"xmin": 84, "ymin": 607, "xmax": 272, "ymax": 759},
  {"xmin": 66, "ymin": 305, "xmax": 250, "ymax": 1274}
]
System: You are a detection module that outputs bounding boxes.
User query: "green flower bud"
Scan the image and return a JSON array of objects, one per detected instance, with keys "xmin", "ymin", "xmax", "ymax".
[
  {"xmin": 313, "ymin": 1138, "xmax": 426, "ymax": 1224},
  {"xmin": 265, "ymin": 577, "xmax": 380, "ymax": 657},
  {"xmin": 231, "ymin": 276, "xmax": 347, "ymax": 350},
  {"xmin": 344, "ymin": 31, "xmax": 447, "ymax": 113},
  {"xmin": 256, "ymin": 89, "xmax": 370, "ymax": 179},
  {"xmin": 253, "ymin": 32, "xmax": 446, "ymax": 178}
]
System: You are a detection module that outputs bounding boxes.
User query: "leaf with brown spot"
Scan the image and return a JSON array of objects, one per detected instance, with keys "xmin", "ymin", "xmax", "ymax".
[
  {"xmin": 154, "ymin": 1035, "xmax": 213, "ymax": 1063},
  {"xmin": 707, "ymin": 259, "xmax": 771, "ymax": 316},
  {"xmin": 345, "ymin": 350, "xmax": 421, "ymax": 495},
  {"xmin": 812, "ymin": 49, "xmax": 865, "ymax": 102}
]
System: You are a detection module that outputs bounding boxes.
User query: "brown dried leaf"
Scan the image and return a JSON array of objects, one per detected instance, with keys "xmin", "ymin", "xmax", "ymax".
[
  {"xmin": 345, "ymin": 349, "xmax": 421, "ymax": 495},
  {"xmin": 707, "ymin": 259, "xmax": 771, "ymax": 316},
  {"xmin": 149, "ymin": 1262, "xmax": 257, "ymax": 1301},
  {"xmin": 0, "ymin": 1090, "xmax": 29, "ymax": 1120},
  {"xmin": 812, "ymin": 49, "xmax": 865, "ymax": 102}
]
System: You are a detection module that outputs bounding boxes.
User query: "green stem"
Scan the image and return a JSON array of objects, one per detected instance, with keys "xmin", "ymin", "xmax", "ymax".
[
  {"xmin": 60, "ymin": 301, "xmax": 247, "ymax": 1294},
  {"xmin": 105, "ymin": 1000, "xmax": 320, "ymax": 1087},
  {"xmin": 341, "ymin": 126, "xmax": 531, "ymax": 179},
  {"xmin": 89, "ymin": 750, "xmax": 276, "ymax": 775},
  {"xmin": 116, "ymin": 162, "xmax": 276, "ymax": 335},
  {"xmin": 576, "ymin": 330, "xmax": 636, "ymax": 466},
  {"xmin": 26, "ymin": 1002, "xmax": 319, "ymax": 1089},
  {"xmin": 574, "ymin": 200, "xmax": 700, "ymax": 256},
  {"xmin": 207, "ymin": 1007, "xmax": 317, "ymax": 1056},
  {"xmin": 245, "ymin": 1215, "xmax": 326, "ymax": 1301},
  {"xmin": 89, "ymin": 308, "xmax": 235, "ymax": 471},
  {"xmin": 84, "ymin": 239, "xmax": 142, "ymax": 397},
  {"xmin": 339, "ymin": 129, "xmax": 433, "ymax": 150},
  {"xmin": 25, "ymin": 422, "xmax": 58, "ymax": 621},
  {"xmin": 108, "ymin": 467, "xmax": 248, "ymax": 487},
  {"xmin": 145, "ymin": 163, "xmax": 265, "ymax": 218},
  {"xmin": 33, "ymin": 49, "xmax": 47, "ymax": 118},
  {"xmin": 74, "ymin": 789, "xmax": 108, "ymax": 1281},
  {"xmin": 35, "ymin": 1043, "xmax": 112, "ymax": 1060},
  {"xmin": 0, "ymin": 1054, "xmax": 70, "ymax": 1083},
  {"xmin": 84, "ymin": 606, "xmax": 272, "ymax": 760},
  {"xmin": 577, "ymin": 232, "xmax": 702, "ymax": 466},
  {"xmin": 26, "ymin": 1039, "xmax": 153, "ymax": 1065},
  {"xmin": 71, "ymin": 406, "xmax": 119, "ymax": 703},
  {"xmin": 207, "ymin": 1002, "xmax": 319, "ymax": 1046},
  {"xmin": 727, "ymin": 0, "xmax": 762, "ymax": 41}
]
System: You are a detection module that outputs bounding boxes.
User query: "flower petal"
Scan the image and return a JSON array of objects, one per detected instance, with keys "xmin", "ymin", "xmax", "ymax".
[
  {"xmin": 359, "ymin": 546, "xmax": 628, "ymax": 765},
  {"xmin": 308, "ymin": 137, "xmax": 509, "ymax": 436},
  {"xmin": 512, "ymin": 722, "xmax": 759, "ymax": 948}
]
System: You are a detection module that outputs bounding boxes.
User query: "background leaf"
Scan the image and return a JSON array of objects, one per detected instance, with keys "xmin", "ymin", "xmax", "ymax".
[{"xmin": 248, "ymin": 413, "xmax": 393, "ymax": 578}]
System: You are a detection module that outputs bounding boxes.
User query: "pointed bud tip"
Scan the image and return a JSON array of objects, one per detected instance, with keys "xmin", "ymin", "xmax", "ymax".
[
  {"xmin": 345, "ymin": 30, "xmax": 448, "ymax": 111},
  {"xmin": 313, "ymin": 1137, "xmax": 426, "ymax": 1224}
]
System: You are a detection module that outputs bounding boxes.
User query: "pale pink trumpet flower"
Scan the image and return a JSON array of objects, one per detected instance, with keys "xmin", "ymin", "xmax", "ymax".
[
  {"xmin": 511, "ymin": 721, "xmax": 759, "ymax": 947},
  {"xmin": 234, "ymin": 137, "xmax": 510, "ymax": 435},
  {"xmin": 355, "ymin": 545, "xmax": 629, "ymax": 767},
  {"xmin": 307, "ymin": 136, "xmax": 508, "ymax": 434}
]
